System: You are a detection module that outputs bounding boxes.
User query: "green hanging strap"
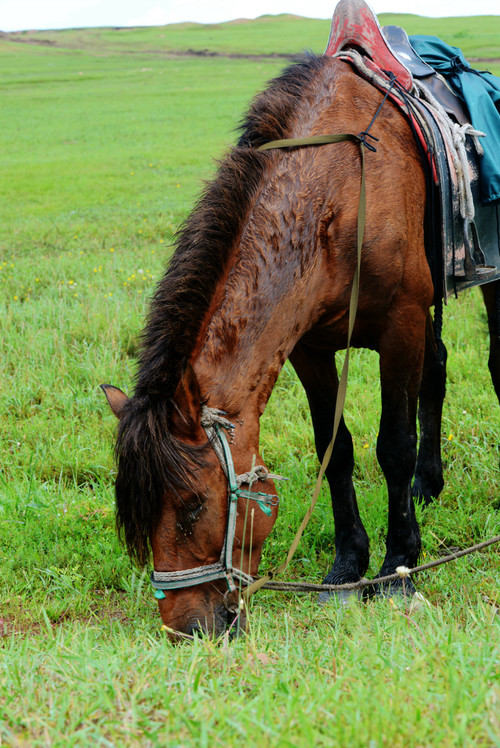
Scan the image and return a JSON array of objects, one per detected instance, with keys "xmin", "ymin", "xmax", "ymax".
[{"xmin": 244, "ymin": 133, "xmax": 367, "ymax": 599}]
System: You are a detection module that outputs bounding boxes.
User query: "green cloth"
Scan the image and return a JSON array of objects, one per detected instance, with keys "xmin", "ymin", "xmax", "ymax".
[{"xmin": 410, "ymin": 35, "xmax": 500, "ymax": 205}]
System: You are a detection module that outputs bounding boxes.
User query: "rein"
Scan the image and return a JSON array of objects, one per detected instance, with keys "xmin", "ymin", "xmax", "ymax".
[{"xmin": 244, "ymin": 132, "xmax": 367, "ymax": 597}]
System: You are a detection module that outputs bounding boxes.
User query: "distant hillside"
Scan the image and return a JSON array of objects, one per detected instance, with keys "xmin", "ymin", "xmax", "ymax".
[{"xmin": 1, "ymin": 13, "xmax": 499, "ymax": 60}]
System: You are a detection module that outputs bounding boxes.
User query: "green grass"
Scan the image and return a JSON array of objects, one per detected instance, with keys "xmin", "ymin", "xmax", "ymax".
[
  {"xmin": 1, "ymin": 599, "xmax": 499, "ymax": 746},
  {"xmin": 1, "ymin": 15, "xmax": 499, "ymax": 747}
]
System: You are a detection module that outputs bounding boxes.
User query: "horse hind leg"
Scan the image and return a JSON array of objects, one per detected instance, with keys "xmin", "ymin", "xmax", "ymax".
[
  {"xmin": 412, "ymin": 313, "xmax": 447, "ymax": 505},
  {"xmin": 413, "ymin": 281, "xmax": 500, "ymax": 499},
  {"xmin": 481, "ymin": 280, "xmax": 500, "ymax": 404},
  {"xmin": 481, "ymin": 280, "xmax": 500, "ymax": 470},
  {"xmin": 289, "ymin": 342, "xmax": 369, "ymax": 605}
]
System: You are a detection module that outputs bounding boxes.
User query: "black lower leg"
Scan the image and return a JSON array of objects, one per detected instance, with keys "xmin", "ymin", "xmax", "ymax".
[
  {"xmin": 376, "ymin": 339, "xmax": 424, "ymax": 595},
  {"xmin": 290, "ymin": 343, "xmax": 369, "ymax": 588},
  {"xmin": 377, "ymin": 425, "xmax": 421, "ymax": 596},
  {"xmin": 481, "ymin": 280, "xmax": 500, "ymax": 403},
  {"xmin": 413, "ymin": 314, "xmax": 447, "ymax": 504}
]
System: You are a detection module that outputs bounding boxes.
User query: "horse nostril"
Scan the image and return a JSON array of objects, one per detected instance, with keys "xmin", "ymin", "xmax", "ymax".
[{"xmin": 185, "ymin": 621, "xmax": 205, "ymax": 638}]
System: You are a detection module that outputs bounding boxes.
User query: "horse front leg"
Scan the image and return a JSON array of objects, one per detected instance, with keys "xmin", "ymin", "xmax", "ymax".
[
  {"xmin": 412, "ymin": 313, "xmax": 447, "ymax": 505},
  {"xmin": 289, "ymin": 341, "xmax": 369, "ymax": 604},
  {"xmin": 376, "ymin": 314, "xmax": 427, "ymax": 596}
]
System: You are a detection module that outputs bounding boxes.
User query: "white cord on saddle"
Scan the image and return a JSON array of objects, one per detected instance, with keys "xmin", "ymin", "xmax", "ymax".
[{"xmin": 412, "ymin": 79, "xmax": 486, "ymax": 221}]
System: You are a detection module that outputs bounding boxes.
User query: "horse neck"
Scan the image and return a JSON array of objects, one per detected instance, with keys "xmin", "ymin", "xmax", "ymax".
[
  {"xmin": 192, "ymin": 203, "xmax": 329, "ymax": 421},
  {"xmin": 191, "ymin": 61, "xmax": 367, "ymax": 422}
]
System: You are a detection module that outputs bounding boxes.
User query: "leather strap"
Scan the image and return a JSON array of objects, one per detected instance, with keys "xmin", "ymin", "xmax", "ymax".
[{"xmin": 245, "ymin": 134, "xmax": 366, "ymax": 597}]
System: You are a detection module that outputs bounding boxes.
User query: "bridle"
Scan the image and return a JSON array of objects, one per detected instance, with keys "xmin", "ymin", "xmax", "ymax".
[{"xmin": 150, "ymin": 406, "xmax": 282, "ymax": 598}]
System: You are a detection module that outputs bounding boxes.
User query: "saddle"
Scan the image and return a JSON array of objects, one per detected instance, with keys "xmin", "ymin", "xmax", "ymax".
[{"xmin": 325, "ymin": 0, "xmax": 500, "ymax": 299}]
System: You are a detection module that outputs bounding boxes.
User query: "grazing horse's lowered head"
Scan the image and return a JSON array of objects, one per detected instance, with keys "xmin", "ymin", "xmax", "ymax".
[{"xmin": 103, "ymin": 53, "xmax": 435, "ymax": 638}]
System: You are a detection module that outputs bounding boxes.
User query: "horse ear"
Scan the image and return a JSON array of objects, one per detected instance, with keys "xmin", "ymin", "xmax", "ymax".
[
  {"xmin": 170, "ymin": 362, "xmax": 202, "ymax": 438},
  {"xmin": 100, "ymin": 384, "xmax": 129, "ymax": 420}
]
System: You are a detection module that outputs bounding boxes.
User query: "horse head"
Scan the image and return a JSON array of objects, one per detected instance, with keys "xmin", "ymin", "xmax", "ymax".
[{"xmin": 101, "ymin": 363, "xmax": 278, "ymax": 640}]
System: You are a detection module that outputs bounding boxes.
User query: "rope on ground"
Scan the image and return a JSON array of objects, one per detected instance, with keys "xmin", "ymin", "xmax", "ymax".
[{"xmin": 257, "ymin": 534, "xmax": 500, "ymax": 593}]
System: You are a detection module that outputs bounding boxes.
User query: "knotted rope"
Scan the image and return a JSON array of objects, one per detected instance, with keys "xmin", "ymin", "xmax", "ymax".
[
  {"xmin": 412, "ymin": 78, "xmax": 485, "ymax": 222},
  {"xmin": 337, "ymin": 49, "xmax": 486, "ymax": 224},
  {"xmin": 200, "ymin": 405, "xmax": 287, "ymax": 489}
]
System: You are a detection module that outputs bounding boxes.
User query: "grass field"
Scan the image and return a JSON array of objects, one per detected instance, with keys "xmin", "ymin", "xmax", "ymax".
[{"xmin": 0, "ymin": 13, "xmax": 499, "ymax": 747}]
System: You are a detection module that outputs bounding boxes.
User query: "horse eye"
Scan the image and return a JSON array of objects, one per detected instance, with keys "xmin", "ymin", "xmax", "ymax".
[{"xmin": 188, "ymin": 504, "xmax": 203, "ymax": 522}]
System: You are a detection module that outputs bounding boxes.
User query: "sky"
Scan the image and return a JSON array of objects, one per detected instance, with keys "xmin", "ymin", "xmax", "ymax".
[{"xmin": 0, "ymin": 0, "xmax": 498, "ymax": 32}]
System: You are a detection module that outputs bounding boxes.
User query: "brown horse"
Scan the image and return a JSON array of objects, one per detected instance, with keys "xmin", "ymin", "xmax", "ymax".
[{"xmin": 101, "ymin": 53, "xmax": 488, "ymax": 638}]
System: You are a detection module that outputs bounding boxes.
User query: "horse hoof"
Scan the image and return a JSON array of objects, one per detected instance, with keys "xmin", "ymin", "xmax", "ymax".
[
  {"xmin": 318, "ymin": 588, "xmax": 361, "ymax": 607},
  {"xmin": 412, "ymin": 471, "xmax": 444, "ymax": 506},
  {"xmin": 373, "ymin": 577, "xmax": 417, "ymax": 600}
]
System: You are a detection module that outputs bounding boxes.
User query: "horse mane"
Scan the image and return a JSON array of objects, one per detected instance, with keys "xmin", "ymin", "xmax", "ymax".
[{"xmin": 115, "ymin": 53, "xmax": 331, "ymax": 566}]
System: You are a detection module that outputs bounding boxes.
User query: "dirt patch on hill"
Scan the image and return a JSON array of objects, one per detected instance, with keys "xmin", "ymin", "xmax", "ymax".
[
  {"xmin": 469, "ymin": 57, "xmax": 500, "ymax": 65},
  {"xmin": 0, "ymin": 31, "xmax": 294, "ymax": 58},
  {"xmin": 174, "ymin": 48, "xmax": 292, "ymax": 59}
]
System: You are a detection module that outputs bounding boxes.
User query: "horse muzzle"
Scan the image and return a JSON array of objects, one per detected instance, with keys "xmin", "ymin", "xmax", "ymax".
[{"xmin": 159, "ymin": 591, "xmax": 247, "ymax": 642}]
